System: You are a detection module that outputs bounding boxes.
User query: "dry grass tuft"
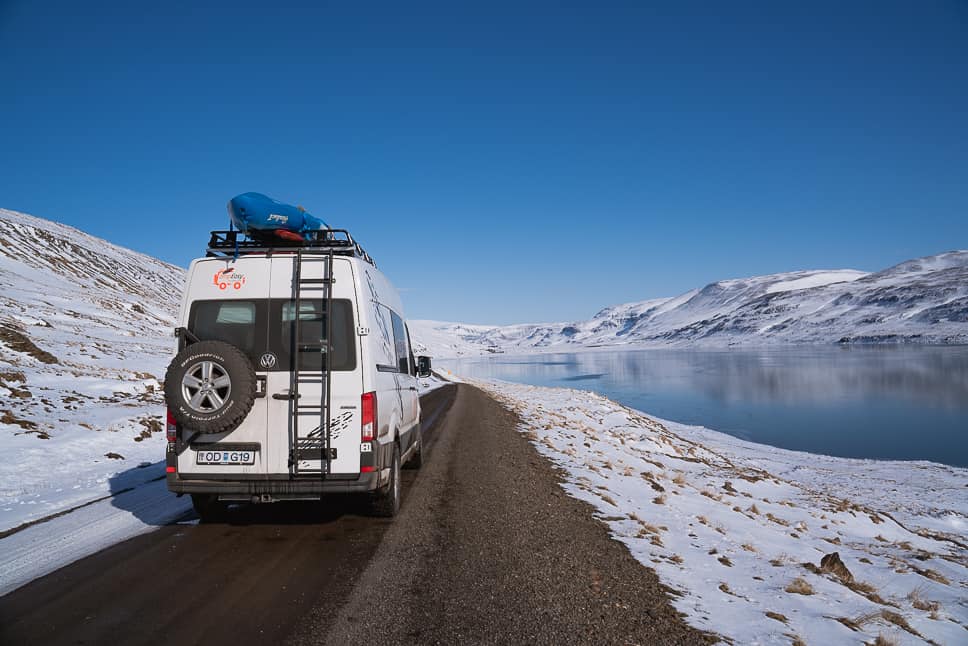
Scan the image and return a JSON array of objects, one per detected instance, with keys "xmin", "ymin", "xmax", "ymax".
[
  {"xmin": 672, "ymin": 471, "xmax": 687, "ymax": 485},
  {"xmin": 907, "ymin": 587, "xmax": 940, "ymax": 612},
  {"xmin": 838, "ymin": 610, "xmax": 881, "ymax": 632},
  {"xmin": 914, "ymin": 567, "xmax": 949, "ymax": 585},
  {"xmin": 748, "ymin": 503, "xmax": 761, "ymax": 515},
  {"xmin": 741, "ymin": 543, "xmax": 757, "ymax": 553},
  {"xmin": 880, "ymin": 610, "xmax": 920, "ymax": 637},
  {"xmin": 669, "ymin": 554, "xmax": 683, "ymax": 564},
  {"xmin": 869, "ymin": 634, "xmax": 900, "ymax": 646},
  {"xmin": 764, "ymin": 611, "xmax": 788, "ymax": 623},
  {"xmin": 652, "ymin": 494, "xmax": 666, "ymax": 505},
  {"xmin": 718, "ymin": 556, "xmax": 733, "ymax": 567},
  {"xmin": 766, "ymin": 512, "xmax": 790, "ymax": 527},
  {"xmin": 785, "ymin": 577, "xmax": 815, "ymax": 595}
]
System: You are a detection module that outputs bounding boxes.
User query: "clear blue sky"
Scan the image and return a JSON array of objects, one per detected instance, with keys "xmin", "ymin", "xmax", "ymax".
[{"xmin": 1, "ymin": 1, "xmax": 966, "ymax": 324}]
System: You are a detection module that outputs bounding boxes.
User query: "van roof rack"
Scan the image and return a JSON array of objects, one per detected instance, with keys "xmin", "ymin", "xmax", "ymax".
[{"xmin": 205, "ymin": 229, "xmax": 376, "ymax": 267}]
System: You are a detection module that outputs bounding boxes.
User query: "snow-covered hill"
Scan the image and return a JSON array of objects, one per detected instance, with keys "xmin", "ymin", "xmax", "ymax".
[
  {"xmin": 411, "ymin": 254, "xmax": 968, "ymax": 358},
  {"xmin": 0, "ymin": 208, "xmax": 185, "ymax": 534}
]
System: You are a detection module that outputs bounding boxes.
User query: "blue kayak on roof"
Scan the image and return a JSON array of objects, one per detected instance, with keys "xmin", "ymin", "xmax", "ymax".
[{"xmin": 227, "ymin": 192, "xmax": 328, "ymax": 237}]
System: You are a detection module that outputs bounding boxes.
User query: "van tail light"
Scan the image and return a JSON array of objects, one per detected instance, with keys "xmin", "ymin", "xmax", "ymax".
[
  {"xmin": 361, "ymin": 391, "xmax": 377, "ymax": 442},
  {"xmin": 166, "ymin": 409, "xmax": 178, "ymax": 442}
]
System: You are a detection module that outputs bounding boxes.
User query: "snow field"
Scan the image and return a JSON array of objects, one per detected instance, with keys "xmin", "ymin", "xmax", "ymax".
[{"xmin": 477, "ymin": 379, "xmax": 968, "ymax": 645}]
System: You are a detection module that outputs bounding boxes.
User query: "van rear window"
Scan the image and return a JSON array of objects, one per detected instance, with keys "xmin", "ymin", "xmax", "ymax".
[{"xmin": 188, "ymin": 299, "xmax": 356, "ymax": 372}]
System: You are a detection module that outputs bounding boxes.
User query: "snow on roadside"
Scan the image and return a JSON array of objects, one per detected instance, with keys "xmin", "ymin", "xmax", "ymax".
[
  {"xmin": 0, "ymin": 469, "xmax": 192, "ymax": 597},
  {"xmin": 476, "ymin": 379, "xmax": 968, "ymax": 646},
  {"xmin": 417, "ymin": 371, "xmax": 451, "ymax": 395}
]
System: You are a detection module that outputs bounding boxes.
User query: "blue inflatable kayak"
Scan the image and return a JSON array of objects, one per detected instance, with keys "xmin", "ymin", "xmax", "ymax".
[{"xmin": 227, "ymin": 192, "xmax": 328, "ymax": 237}]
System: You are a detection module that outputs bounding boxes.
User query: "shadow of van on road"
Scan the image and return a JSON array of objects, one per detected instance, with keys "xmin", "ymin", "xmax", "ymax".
[{"xmin": 107, "ymin": 460, "xmax": 375, "ymax": 527}]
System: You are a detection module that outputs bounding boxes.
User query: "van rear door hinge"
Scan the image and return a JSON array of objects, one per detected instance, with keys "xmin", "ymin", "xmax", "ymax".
[{"xmin": 357, "ymin": 326, "xmax": 370, "ymax": 336}]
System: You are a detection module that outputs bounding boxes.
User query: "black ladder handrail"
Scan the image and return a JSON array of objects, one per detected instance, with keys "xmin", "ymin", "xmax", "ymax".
[{"xmin": 289, "ymin": 248, "xmax": 335, "ymax": 478}]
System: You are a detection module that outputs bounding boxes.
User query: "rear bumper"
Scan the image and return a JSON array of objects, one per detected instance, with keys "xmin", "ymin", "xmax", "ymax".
[{"xmin": 167, "ymin": 471, "xmax": 382, "ymax": 497}]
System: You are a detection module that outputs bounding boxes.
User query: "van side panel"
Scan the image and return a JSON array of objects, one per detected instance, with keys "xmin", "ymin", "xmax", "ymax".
[{"xmin": 356, "ymin": 264, "xmax": 420, "ymax": 467}]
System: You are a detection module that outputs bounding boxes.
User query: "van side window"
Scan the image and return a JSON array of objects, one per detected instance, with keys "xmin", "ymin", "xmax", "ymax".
[{"xmin": 390, "ymin": 311, "xmax": 410, "ymax": 374}]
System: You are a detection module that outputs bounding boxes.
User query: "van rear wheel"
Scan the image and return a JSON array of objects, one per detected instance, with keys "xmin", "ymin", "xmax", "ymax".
[
  {"xmin": 191, "ymin": 494, "xmax": 228, "ymax": 522},
  {"xmin": 370, "ymin": 443, "xmax": 401, "ymax": 517}
]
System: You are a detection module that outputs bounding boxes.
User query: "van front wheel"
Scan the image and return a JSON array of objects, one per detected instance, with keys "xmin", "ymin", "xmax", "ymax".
[{"xmin": 370, "ymin": 443, "xmax": 401, "ymax": 517}]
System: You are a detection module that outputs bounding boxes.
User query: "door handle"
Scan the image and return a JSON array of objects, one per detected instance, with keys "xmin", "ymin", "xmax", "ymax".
[{"xmin": 272, "ymin": 391, "xmax": 302, "ymax": 400}]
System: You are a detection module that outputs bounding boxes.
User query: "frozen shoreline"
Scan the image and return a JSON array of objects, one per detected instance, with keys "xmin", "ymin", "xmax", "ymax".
[{"xmin": 475, "ymin": 377, "xmax": 967, "ymax": 645}]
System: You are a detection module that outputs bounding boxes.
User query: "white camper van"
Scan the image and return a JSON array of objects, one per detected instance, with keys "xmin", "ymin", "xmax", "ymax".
[{"xmin": 164, "ymin": 229, "xmax": 431, "ymax": 520}]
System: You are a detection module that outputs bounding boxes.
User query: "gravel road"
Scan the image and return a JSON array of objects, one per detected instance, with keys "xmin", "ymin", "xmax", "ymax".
[{"xmin": 1, "ymin": 383, "xmax": 712, "ymax": 646}]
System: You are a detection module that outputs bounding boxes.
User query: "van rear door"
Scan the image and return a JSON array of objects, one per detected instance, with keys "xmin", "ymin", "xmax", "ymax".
[
  {"xmin": 175, "ymin": 257, "xmax": 271, "ymax": 478},
  {"xmin": 265, "ymin": 256, "xmax": 363, "ymax": 477}
]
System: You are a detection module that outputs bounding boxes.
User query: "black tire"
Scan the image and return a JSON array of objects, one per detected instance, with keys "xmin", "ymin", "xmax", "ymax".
[
  {"xmin": 191, "ymin": 494, "xmax": 228, "ymax": 522},
  {"xmin": 370, "ymin": 443, "xmax": 401, "ymax": 517},
  {"xmin": 405, "ymin": 427, "xmax": 423, "ymax": 470},
  {"xmin": 164, "ymin": 340, "xmax": 256, "ymax": 435}
]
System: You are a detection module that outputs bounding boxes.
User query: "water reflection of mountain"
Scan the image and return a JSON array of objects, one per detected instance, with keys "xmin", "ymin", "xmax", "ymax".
[{"xmin": 449, "ymin": 347, "xmax": 968, "ymax": 412}]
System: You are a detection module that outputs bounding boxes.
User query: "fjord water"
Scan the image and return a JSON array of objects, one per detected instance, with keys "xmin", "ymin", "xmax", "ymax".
[{"xmin": 443, "ymin": 346, "xmax": 968, "ymax": 468}]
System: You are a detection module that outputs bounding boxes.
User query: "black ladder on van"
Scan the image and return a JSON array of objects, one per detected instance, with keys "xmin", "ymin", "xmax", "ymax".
[{"xmin": 289, "ymin": 248, "xmax": 335, "ymax": 478}]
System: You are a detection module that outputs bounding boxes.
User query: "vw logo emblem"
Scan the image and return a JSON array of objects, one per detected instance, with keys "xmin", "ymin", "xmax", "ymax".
[{"xmin": 260, "ymin": 353, "xmax": 277, "ymax": 369}]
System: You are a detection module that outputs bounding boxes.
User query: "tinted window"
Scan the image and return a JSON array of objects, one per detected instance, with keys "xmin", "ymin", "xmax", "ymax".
[
  {"xmin": 273, "ymin": 299, "xmax": 356, "ymax": 372},
  {"xmin": 188, "ymin": 299, "xmax": 356, "ymax": 371},
  {"xmin": 190, "ymin": 301, "xmax": 259, "ymax": 358},
  {"xmin": 390, "ymin": 311, "xmax": 409, "ymax": 373}
]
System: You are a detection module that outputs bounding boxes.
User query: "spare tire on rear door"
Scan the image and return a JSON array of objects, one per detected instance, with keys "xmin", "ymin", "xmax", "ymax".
[{"xmin": 164, "ymin": 340, "xmax": 256, "ymax": 435}]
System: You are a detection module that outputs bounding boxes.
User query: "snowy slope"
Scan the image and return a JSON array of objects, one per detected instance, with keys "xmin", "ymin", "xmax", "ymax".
[
  {"xmin": 411, "ymin": 254, "xmax": 968, "ymax": 357},
  {"xmin": 0, "ymin": 207, "xmax": 185, "ymax": 535}
]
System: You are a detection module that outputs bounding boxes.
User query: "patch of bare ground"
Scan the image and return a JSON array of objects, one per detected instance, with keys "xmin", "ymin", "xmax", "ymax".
[
  {"xmin": 134, "ymin": 416, "xmax": 162, "ymax": 441},
  {"xmin": 0, "ymin": 324, "xmax": 58, "ymax": 364},
  {"xmin": 1, "ymin": 409, "xmax": 38, "ymax": 431}
]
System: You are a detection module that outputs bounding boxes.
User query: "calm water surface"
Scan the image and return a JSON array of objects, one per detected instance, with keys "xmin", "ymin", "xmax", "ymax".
[{"xmin": 443, "ymin": 346, "xmax": 968, "ymax": 468}]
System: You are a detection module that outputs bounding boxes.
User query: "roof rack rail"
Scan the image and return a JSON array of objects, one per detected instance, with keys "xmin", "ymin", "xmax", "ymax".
[{"xmin": 205, "ymin": 229, "xmax": 376, "ymax": 267}]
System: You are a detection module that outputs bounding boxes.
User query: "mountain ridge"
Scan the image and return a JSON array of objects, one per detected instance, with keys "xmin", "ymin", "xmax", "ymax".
[{"xmin": 411, "ymin": 252, "xmax": 968, "ymax": 357}]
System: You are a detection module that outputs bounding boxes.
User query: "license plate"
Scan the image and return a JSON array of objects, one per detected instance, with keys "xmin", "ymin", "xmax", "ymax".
[{"xmin": 196, "ymin": 449, "xmax": 256, "ymax": 465}]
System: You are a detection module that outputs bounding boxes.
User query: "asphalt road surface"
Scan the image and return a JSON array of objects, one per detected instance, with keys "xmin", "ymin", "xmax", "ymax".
[{"xmin": 0, "ymin": 383, "xmax": 711, "ymax": 646}]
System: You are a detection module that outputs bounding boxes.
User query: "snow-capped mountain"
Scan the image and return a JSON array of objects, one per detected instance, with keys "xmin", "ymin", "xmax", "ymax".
[
  {"xmin": 411, "ymin": 253, "xmax": 968, "ymax": 357},
  {"xmin": 0, "ymin": 207, "xmax": 185, "ymax": 532}
]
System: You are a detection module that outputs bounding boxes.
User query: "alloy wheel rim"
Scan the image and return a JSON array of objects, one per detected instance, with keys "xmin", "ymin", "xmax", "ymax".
[{"xmin": 181, "ymin": 360, "xmax": 232, "ymax": 412}]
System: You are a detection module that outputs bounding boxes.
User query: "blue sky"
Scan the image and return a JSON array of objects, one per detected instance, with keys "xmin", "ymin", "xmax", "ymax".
[{"xmin": 1, "ymin": 1, "xmax": 966, "ymax": 324}]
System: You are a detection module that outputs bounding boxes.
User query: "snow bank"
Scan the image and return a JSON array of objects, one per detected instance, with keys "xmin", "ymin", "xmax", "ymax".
[{"xmin": 477, "ymin": 379, "xmax": 968, "ymax": 645}]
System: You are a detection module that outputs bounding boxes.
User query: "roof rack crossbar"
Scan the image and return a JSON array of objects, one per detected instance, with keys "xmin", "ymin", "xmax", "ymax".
[{"xmin": 205, "ymin": 229, "xmax": 376, "ymax": 266}]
